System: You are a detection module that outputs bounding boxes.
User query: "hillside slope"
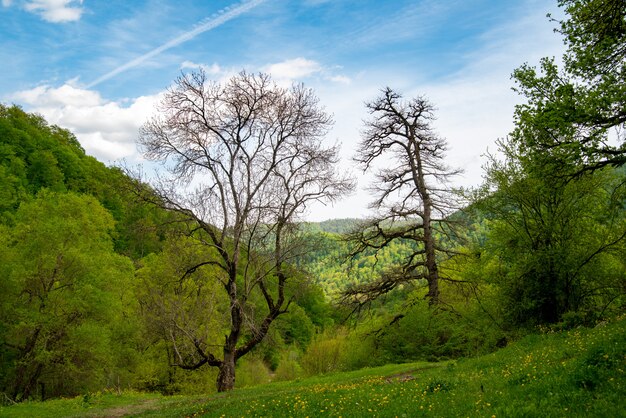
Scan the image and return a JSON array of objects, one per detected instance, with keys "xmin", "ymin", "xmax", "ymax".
[{"xmin": 2, "ymin": 315, "xmax": 624, "ymax": 417}]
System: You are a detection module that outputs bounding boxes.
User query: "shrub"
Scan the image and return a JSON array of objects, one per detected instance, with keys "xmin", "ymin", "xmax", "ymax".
[
  {"xmin": 300, "ymin": 329, "xmax": 348, "ymax": 375},
  {"xmin": 274, "ymin": 351, "xmax": 303, "ymax": 382},
  {"xmin": 236, "ymin": 357, "xmax": 272, "ymax": 388}
]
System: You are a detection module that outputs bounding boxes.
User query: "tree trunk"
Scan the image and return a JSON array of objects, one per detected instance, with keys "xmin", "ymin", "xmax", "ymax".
[
  {"xmin": 423, "ymin": 200, "xmax": 440, "ymax": 304},
  {"xmin": 13, "ymin": 362, "xmax": 42, "ymax": 401},
  {"xmin": 414, "ymin": 150, "xmax": 439, "ymax": 305},
  {"xmin": 216, "ymin": 263, "xmax": 241, "ymax": 393},
  {"xmin": 216, "ymin": 351, "xmax": 236, "ymax": 392}
]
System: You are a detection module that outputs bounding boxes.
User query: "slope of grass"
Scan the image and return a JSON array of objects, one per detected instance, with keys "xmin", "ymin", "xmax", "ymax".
[{"xmin": 2, "ymin": 315, "xmax": 624, "ymax": 417}]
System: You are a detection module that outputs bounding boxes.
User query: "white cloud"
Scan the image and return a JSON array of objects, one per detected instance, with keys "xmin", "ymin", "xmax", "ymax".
[
  {"xmin": 328, "ymin": 75, "xmax": 351, "ymax": 85},
  {"xmin": 262, "ymin": 57, "xmax": 352, "ymax": 86},
  {"xmin": 7, "ymin": 56, "xmax": 349, "ymax": 167},
  {"xmin": 14, "ymin": 83, "xmax": 102, "ymax": 107},
  {"xmin": 24, "ymin": 0, "xmax": 84, "ymax": 23},
  {"xmin": 181, "ymin": 60, "xmax": 222, "ymax": 75},
  {"xmin": 263, "ymin": 58, "xmax": 322, "ymax": 83},
  {"xmin": 11, "ymin": 84, "xmax": 160, "ymax": 161},
  {"xmin": 2, "ymin": 0, "xmax": 13, "ymax": 7}
]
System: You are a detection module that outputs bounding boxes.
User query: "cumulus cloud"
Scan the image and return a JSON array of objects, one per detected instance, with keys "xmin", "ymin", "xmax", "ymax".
[
  {"xmin": 23, "ymin": 0, "xmax": 84, "ymax": 23},
  {"xmin": 328, "ymin": 75, "xmax": 351, "ymax": 85},
  {"xmin": 11, "ymin": 84, "xmax": 160, "ymax": 161},
  {"xmin": 8, "ymin": 56, "xmax": 350, "ymax": 166}
]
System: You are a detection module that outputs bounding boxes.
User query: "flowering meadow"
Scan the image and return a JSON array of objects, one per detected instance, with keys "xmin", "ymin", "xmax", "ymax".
[{"xmin": 2, "ymin": 315, "xmax": 623, "ymax": 418}]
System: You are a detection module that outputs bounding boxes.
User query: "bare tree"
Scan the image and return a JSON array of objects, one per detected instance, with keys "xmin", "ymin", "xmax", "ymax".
[
  {"xmin": 137, "ymin": 70, "xmax": 353, "ymax": 391},
  {"xmin": 343, "ymin": 88, "xmax": 461, "ymax": 310}
]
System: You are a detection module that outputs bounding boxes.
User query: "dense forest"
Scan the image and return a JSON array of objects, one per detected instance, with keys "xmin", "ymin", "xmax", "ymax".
[{"xmin": 1, "ymin": 0, "xmax": 625, "ymax": 410}]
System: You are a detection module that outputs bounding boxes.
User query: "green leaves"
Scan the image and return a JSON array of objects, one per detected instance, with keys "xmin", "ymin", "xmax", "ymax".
[
  {"xmin": 512, "ymin": 0, "xmax": 626, "ymax": 173},
  {"xmin": 482, "ymin": 1, "xmax": 626, "ymax": 327},
  {"xmin": 0, "ymin": 192, "xmax": 135, "ymax": 400},
  {"xmin": 477, "ymin": 135, "xmax": 626, "ymax": 327}
]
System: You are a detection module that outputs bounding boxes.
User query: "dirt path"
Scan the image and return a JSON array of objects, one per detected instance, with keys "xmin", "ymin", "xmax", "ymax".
[
  {"xmin": 384, "ymin": 364, "xmax": 442, "ymax": 383},
  {"xmin": 92, "ymin": 398, "xmax": 160, "ymax": 418}
]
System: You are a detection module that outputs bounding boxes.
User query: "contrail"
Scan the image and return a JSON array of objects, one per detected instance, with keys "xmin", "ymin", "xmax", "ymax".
[{"xmin": 87, "ymin": 0, "xmax": 266, "ymax": 88}]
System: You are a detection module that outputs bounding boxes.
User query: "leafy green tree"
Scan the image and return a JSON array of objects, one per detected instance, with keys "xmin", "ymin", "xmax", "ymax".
[
  {"xmin": 482, "ymin": 0, "xmax": 626, "ymax": 327},
  {"xmin": 134, "ymin": 235, "xmax": 228, "ymax": 390},
  {"xmin": 0, "ymin": 104, "xmax": 169, "ymax": 259},
  {"xmin": 0, "ymin": 192, "xmax": 135, "ymax": 401},
  {"xmin": 512, "ymin": 0, "xmax": 625, "ymax": 174},
  {"xmin": 475, "ymin": 138, "xmax": 626, "ymax": 326},
  {"xmin": 26, "ymin": 150, "xmax": 65, "ymax": 191}
]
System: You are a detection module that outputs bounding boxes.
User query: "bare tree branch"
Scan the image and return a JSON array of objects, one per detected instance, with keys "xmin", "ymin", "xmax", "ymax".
[
  {"xmin": 343, "ymin": 88, "xmax": 464, "ymax": 311},
  {"xmin": 135, "ymin": 70, "xmax": 354, "ymax": 391}
]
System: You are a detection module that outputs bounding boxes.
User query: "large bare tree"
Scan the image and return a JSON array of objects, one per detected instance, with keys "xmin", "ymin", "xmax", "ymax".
[
  {"xmin": 343, "ymin": 88, "xmax": 461, "ymax": 310},
  {"xmin": 137, "ymin": 70, "xmax": 353, "ymax": 391}
]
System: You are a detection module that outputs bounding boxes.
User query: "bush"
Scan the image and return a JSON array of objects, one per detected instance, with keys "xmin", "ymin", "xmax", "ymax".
[
  {"xmin": 274, "ymin": 351, "xmax": 303, "ymax": 382},
  {"xmin": 300, "ymin": 329, "xmax": 348, "ymax": 376},
  {"xmin": 373, "ymin": 299, "xmax": 504, "ymax": 363},
  {"xmin": 236, "ymin": 357, "xmax": 271, "ymax": 388},
  {"xmin": 343, "ymin": 331, "xmax": 380, "ymax": 370}
]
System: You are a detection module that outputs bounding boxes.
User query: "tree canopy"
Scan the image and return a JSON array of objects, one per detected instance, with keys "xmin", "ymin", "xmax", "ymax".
[{"xmin": 512, "ymin": 0, "xmax": 626, "ymax": 174}]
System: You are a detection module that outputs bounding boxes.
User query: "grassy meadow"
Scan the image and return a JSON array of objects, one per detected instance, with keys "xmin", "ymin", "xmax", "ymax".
[{"xmin": 2, "ymin": 315, "xmax": 624, "ymax": 418}]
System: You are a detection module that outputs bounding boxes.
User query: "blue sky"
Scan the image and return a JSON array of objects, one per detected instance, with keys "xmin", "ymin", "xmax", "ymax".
[{"xmin": 1, "ymin": 0, "xmax": 564, "ymax": 220}]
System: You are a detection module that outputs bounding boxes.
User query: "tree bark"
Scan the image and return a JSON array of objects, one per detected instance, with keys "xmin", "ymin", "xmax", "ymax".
[{"xmin": 216, "ymin": 350, "xmax": 236, "ymax": 392}]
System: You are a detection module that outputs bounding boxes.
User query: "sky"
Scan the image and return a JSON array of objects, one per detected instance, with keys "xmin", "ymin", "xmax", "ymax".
[{"xmin": 0, "ymin": 0, "xmax": 565, "ymax": 221}]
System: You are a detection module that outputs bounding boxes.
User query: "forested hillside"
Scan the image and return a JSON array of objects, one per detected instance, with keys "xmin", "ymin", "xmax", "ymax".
[
  {"xmin": 0, "ymin": 0, "xmax": 625, "ymax": 412},
  {"xmin": 0, "ymin": 104, "xmax": 334, "ymax": 400}
]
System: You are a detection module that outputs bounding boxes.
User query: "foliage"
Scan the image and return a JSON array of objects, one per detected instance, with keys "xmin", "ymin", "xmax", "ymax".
[
  {"xmin": 303, "ymin": 218, "xmax": 361, "ymax": 234},
  {"xmin": 465, "ymin": 0, "xmax": 626, "ymax": 328},
  {"xmin": 368, "ymin": 295, "xmax": 505, "ymax": 363},
  {"xmin": 511, "ymin": 0, "xmax": 626, "ymax": 173},
  {"xmin": 273, "ymin": 351, "xmax": 304, "ymax": 382},
  {"xmin": 0, "ymin": 192, "xmax": 136, "ymax": 401},
  {"xmin": 273, "ymin": 304, "xmax": 316, "ymax": 348},
  {"xmin": 300, "ymin": 329, "xmax": 350, "ymax": 376},
  {"xmin": 235, "ymin": 357, "xmax": 272, "ymax": 388},
  {"xmin": 299, "ymin": 229, "xmax": 419, "ymax": 300},
  {"xmin": 0, "ymin": 104, "xmax": 168, "ymax": 259},
  {"xmin": 474, "ymin": 136, "xmax": 626, "ymax": 327},
  {"xmin": 133, "ymin": 235, "xmax": 228, "ymax": 392}
]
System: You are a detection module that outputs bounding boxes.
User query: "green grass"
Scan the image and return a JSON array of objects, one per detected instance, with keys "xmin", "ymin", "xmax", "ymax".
[{"xmin": 2, "ymin": 316, "xmax": 625, "ymax": 417}]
